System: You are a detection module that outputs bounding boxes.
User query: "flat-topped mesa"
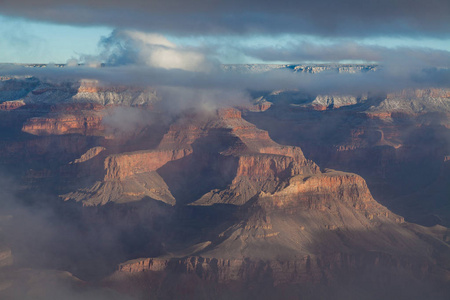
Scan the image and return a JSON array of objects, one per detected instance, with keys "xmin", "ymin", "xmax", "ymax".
[
  {"xmin": 235, "ymin": 152, "xmax": 318, "ymax": 180},
  {"xmin": 0, "ymin": 100, "xmax": 25, "ymax": 111},
  {"xmin": 259, "ymin": 145, "xmax": 306, "ymax": 161},
  {"xmin": 193, "ymin": 150, "xmax": 319, "ymax": 206},
  {"xmin": 0, "ymin": 76, "xmax": 159, "ymax": 107},
  {"xmin": 308, "ymin": 94, "xmax": 366, "ymax": 110},
  {"xmin": 61, "ymin": 121, "xmax": 200, "ymax": 203},
  {"xmin": 104, "ymin": 148, "xmax": 192, "ymax": 181},
  {"xmin": 61, "ymin": 148, "xmax": 188, "ymax": 206},
  {"xmin": 18, "ymin": 102, "xmax": 108, "ymax": 136},
  {"xmin": 117, "ymin": 258, "xmax": 170, "ymax": 273},
  {"xmin": 236, "ymin": 154, "xmax": 294, "ymax": 179},
  {"xmin": 22, "ymin": 111, "xmax": 105, "ymax": 136},
  {"xmin": 72, "ymin": 81, "xmax": 159, "ymax": 106},
  {"xmin": 365, "ymin": 88, "xmax": 450, "ymax": 117},
  {"xmin": 256, "ymin": 170, "xmax": 386, "ymax": 213}
]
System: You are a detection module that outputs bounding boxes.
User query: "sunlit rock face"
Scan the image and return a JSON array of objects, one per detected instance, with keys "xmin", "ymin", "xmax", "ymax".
[
  {"xmin": 22, "ymin": 105, "xmax": 105, "ymax": 136},
  {"xmin": 0, "ymin": 69, "xmax": 449, "ymax": 300},
  {"xmin": 245, "ymin": 86, "xmax": 450, "ymax": 227}
]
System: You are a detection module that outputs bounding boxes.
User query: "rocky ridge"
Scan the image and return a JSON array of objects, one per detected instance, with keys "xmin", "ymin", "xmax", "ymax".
[
  {"xmin": 93, "ymin": 109, "xmax": 450, "ymax": 298},
  {"xmin": 62, "ymin": 108, "xmax": 320, "ymax": 206},
  {"xmin": 0, "ymin": 76, "xmax": 159, "ymax": 108},
  {"xmin": 245, "ymin": 86, "xmax": 450, "ymax": 227},
  {"xmin": 1, "ymin": 67, "xmax": 450, "ymax": 299}
]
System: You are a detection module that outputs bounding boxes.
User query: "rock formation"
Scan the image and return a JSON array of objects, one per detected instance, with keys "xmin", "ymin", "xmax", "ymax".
[
  {"xmin": 61, "ymin": 108, "xmax": 321, "ymax": 206},
  {"xmin": 0, "ymin": 67, "xmax": 449, "ymax": 299},
  {"xmin": 109, "ymin": 164, "xmax": 450, "ymax": 298},
  {"xmin": 97, "ymin": 107, "xmax": 449, "ymax": 299},
  {"xmin": 246, "ymin": 87, "xmax": 450, "ymax": 227},
  {"xmin": 22, "ymin": 109, "xmax": 105, "ymax": 136}
]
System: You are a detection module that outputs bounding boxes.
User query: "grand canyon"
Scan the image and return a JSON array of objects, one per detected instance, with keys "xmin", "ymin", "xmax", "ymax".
[{"xmin": 0, "ymin": 64, "xmax": 448, "ymax": 299}]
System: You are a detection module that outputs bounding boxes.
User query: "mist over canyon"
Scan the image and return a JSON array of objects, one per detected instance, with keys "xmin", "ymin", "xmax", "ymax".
[
  {"xmin": 0, "ymin": 63, "xmax": 448, "ymax": 299},
  {"xmin": 1, "ymin": 0, "xmax": 450, "ymax": 297}
]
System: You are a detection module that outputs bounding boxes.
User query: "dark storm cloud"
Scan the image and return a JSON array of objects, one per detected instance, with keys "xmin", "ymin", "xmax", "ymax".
[{"xmin": 1, "ymin": 0, "xmax": 450, "ymax": 37}]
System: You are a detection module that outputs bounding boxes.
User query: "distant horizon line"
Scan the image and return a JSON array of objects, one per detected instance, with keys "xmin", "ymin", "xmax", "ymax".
[{"xmin": 0, "ymin": 62, "xmax": 379, "ymax": 67}]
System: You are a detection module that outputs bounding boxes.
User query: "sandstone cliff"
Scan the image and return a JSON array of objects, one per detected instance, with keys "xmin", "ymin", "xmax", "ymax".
[
  {"xmin": 98, "ymin": 108, "xmax": 450, "ymax": 294},
  {"xmin": 0, "ymin": 100, "xmax": 25, "ymax": 111},
  {"xmin": 63, "ymin": 108, "xmax": 320, "ymax": 206},
  {"xmin": 245, "ymin": 87, "xmax": 450, "ymax": 227},
  {"xmin": 110, "ymin": 168, "xmax": 450, "ymax": 297},
  {"xmin": 2, "ymin": 67, "xmax": 450, "ymax": 300},
  {"xmin": 22, "ymin": 110, "xmax": 105, "ymax": 136}
]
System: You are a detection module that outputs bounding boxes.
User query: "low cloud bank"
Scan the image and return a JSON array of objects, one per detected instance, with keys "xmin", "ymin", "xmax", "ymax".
[
  {"xmin": 241, "ymin": 42, "xmax": 450, "ymax": 69},
  {"xmin": 1, "ymin": 62, "xmax": 449, "ymax": 96},
  {"xmin": 1, "ymin": 29, "xmax": 450, "ymax": 111}
]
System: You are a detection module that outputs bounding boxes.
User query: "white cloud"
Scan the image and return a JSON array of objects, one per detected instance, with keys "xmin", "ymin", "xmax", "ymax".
[
  {"xmin": 98, "ymin": 30, "xmax": 213, "ymax": 72},
  {"xmin": 121, "ymin": 31, "xmax": 176, "ymax": 48}
]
